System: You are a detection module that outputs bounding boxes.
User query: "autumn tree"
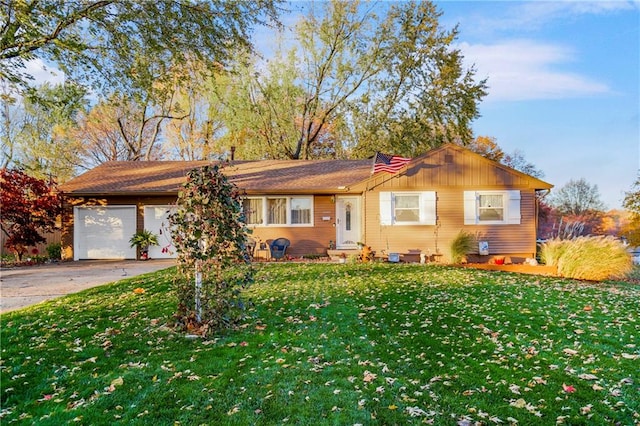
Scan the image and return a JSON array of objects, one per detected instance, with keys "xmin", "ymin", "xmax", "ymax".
[
  {"xmin": 0, "ymin": 169, "xmax": 62, "ymax": 260},
  {"xmin": 622, "ymin": 175, "xmax": 640, "ymax": 245},
  {"xmin": 1, "ymin": 0, "xmax": 281, "ymax": 168},
  {"xmin": 467, "ymin": 136, "xmax": 504, "ymax": 162},
  {"xmin": 546, "ymin": 178, "xmax": 606, "ymax": 236},
  {"xmin": 468, "ymin": 136, "xmax": 545, "ymax": 179}
]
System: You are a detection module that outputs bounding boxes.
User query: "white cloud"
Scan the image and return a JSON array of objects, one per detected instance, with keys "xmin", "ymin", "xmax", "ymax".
[
  {"xmin": 474, "ymin": 0, "xmax": 638, "ymax": 34},
  {"xmin": 24, "ymin": 58, "xmax": 66, "ymax": 86},
  {"xmin": 458, "ymin": 40, "xmax": 611, "ymax": 102}
]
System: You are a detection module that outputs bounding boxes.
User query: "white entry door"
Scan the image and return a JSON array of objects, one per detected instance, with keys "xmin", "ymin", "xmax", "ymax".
[{"xmin": 335, "ymin": 196, "xmax": 361, "ymax": 249}]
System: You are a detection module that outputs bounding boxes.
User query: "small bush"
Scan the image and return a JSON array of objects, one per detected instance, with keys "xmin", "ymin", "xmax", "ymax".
[
  {"xmin": 450, "ymin": 230, "xmax": 476, "ymax": 264},
  {"xmin": 540, "ymin": 236, "xmax": 632, "ymax": 281},
  {"xmin": 46, "ymin": 242, "xmax": 62, "ymax": 260}
]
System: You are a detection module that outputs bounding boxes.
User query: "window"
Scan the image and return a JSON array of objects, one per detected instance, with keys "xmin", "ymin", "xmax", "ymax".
[
  {"xmin": 394, "ymin": 194, "xmax": 420, "ymax": 222},
  {"xmin": 242, "ymin": 198, "xmax": 264, "ymax": 225},
  {"xmin": 267, "ymin": 198, "xmax": 287, "ymax": 224},
  {"xmin": 243, "ymin": 196, "xmax": 313, "ymax": 226},
  {"xmin": 291, "ymin": 197, "xmax": 312, "ymax": 224},
  {"xmin": 478, "ymin": 194, "xmax": 504, "ymax": 221},
  {"xmin": 464, "ymin": 191, "xmax": 521, "ymax": 225},
  {"xmin": 379, "ymin": 191, "xmax": 436, "ymax": 225}
]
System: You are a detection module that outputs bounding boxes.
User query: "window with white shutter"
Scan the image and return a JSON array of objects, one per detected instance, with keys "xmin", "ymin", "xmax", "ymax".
[
  {"xmin": 463, "ymin": 190, "xmax": 521, "ymax": 225},
  {"xmin": 379, "ymin": 191, "xmax": 436, "ymax": 225}
]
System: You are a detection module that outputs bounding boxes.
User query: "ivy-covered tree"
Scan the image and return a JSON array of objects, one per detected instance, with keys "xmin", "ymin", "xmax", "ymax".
[
  {"xmin": 169, "ymin": 165, "xmax": 253, "ymax": 335},
  {"xmin": 0, "ymin": 168, "xmax": 62, "ymax": 260}
]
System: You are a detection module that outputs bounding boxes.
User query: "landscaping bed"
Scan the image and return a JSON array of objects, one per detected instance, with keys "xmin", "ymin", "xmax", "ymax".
[{"xmin": 458, "ymin": 262, "xmax": 558, "ymax": 276}]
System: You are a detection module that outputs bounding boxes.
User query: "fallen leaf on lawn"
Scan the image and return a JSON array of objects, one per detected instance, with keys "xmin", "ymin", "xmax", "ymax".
[
  {"xmin": 592, "ymin": 384, "xmax": 603, "ymax": 391},
  {"xmin": 562, "ymin": 383, "xmax": 576, "ymax": 393},
  {"xmin": 563, "ymin": 348, "xmax": 578, "ymax": 356},
  {"xmin": 621, "ymin": 353, "xmax": 639, "ymax": 360},
  {"xmin": 388, "ymin": 404, "xmax": 398, "ymax": 410},
  {"xmin": 509, "ymin": 384, "xmax": 521, "ymax": 394},
  {"xmin": 577, "ymin": 373, "xmax": 598, "ymax": 380},
  {"xmin": 111, "ymin": 377, "xmax": 124, "ymax": 387},
  {"xmin": 583, "ymin": 305, "xmax": 592, "ymax": 311},
  {"xmin": 363, "ymin": 371, "xmax": 377, "ymax": 383},
  {"xmin": 133, "ymin": 288, "xmax": 145, "ymax": 294},
  {"xmin": 510, "ymin": 398, "xmax": 527, "ymax": 409},
  {"xmin": 580, "ymin": 404, "xmax": 592, "ymax": 415}
]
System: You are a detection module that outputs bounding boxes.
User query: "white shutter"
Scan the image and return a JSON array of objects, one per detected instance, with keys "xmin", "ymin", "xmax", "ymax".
[
  {"xmin": 420, "ymin": 191, "xmax": 437, "ymax": 225},
  {"xmin": 506, "ymin": 190, "xmax": 521, "ymax": 224},
  {"xmin": 379, "ymin": 192, "xmax": 393, "ymax": 225},
  {"xmin": 463, "ymin": 191, "xmax": 478, "ymax": 225}
]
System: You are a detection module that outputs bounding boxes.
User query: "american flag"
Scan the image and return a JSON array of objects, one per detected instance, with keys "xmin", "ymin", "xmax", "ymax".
[{"xmin": 372, "ymin": 152, "xmax": 411, "ymax": 174}]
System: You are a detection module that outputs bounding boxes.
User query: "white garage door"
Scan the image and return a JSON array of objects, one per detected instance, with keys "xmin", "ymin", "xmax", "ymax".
[
  {"xmin": 74, "ymin": 206, "xmax": 137, "ymax": 260},
  {"xmin": 144, "ymin": 205, "xmax": 177, "ymax": 259}
]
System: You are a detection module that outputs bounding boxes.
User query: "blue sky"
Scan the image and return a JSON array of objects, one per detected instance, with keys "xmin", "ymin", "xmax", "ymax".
[{"xmin": 435, "ymin": 0, "xmax": 639, "ymax": 209}]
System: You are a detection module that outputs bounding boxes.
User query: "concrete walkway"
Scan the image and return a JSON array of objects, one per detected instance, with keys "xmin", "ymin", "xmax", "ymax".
[{"xmin": 0, "ymin": 259, "xmax": 175, "ymax": 314}]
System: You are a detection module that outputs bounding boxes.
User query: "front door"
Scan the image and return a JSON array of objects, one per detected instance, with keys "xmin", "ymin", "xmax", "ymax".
[{"xmin": 336, "ymin": 196, "xmax": 361, "ymax": 249}]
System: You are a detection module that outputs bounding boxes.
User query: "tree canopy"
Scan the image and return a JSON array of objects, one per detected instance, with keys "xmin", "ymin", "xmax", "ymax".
[
  {"xmin": 213, "ymin": 0, "xmax": 487, "ymax": 160},
  {"xmin": 1, "ymin": 0, "xmax": 281, "ymax": 93},
  {"xmin": 2, "ymin": 0, "xmax": 488, "ymax": 176}
]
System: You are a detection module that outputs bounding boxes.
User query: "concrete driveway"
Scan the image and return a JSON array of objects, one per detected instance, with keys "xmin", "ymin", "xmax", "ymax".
[{"xmin": 0, "ymin": 259, "xmax": 175, "ymax": 314}]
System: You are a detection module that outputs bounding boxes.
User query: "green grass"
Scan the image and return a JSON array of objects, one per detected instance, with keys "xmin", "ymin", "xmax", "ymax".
[{"xmin": 1, "ymin": 263, "xmax": 639, "ymax": 425}]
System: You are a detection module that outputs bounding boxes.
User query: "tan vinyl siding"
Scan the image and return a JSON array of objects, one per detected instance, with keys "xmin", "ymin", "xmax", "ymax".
[
  {"xmin": 247, "ymin": 195, "xmax": 335, "ymax": 257},
  {"xmin": 363, "ymin": 188, "xmax": 538, "ymax": 262}
]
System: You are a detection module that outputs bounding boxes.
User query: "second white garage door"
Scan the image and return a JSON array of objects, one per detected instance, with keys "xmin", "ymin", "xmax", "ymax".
[
  {"xmin": 74, "ymin": 206, "xmax": 137, "ymax": 260},
  {"xmin": 144, "ymin": 205, "xmax": 177, "ymax": 259}
]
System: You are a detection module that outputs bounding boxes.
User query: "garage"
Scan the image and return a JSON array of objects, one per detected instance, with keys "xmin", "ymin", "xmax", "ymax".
[
  {"xmin": 144, "ymin": 205, "xmax": 177, "ymax": 259},
  {"xmin": 74, "ymin": 206, "xmax": 137, "ymax": 260}
]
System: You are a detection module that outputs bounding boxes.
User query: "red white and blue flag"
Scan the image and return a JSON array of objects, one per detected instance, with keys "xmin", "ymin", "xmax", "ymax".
[{"xmin": 372, "ymin": 152, "xmax": 411, "ymax": 174}]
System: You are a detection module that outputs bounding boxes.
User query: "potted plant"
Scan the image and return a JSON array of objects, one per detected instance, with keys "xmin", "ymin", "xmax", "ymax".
[{"xmin": 129, "ymin": 229, "xmax": 159, "ymax": 260}]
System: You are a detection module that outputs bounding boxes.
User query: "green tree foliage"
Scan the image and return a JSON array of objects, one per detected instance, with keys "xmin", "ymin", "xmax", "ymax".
[
  {"xmin": 169, "ymin": 165, "xmax": 253, "ymax": 335},
  {"xmin": 0, "ymin": 0, "xmax": 281, "ymax": 93},
  {"xmin": 348, "ymin": 1, "xmax": 487, "ymax": 157},
  {"xmin": 215, "ymin": 0, "xmax": 486, "ymax": 160},
  {"xmin": 0, "ymin": 168, "xmax": 62, "ymax": 260},
  {"xmin": 4, "ymin": 82, "xmax": 87, "ymax": 181}
]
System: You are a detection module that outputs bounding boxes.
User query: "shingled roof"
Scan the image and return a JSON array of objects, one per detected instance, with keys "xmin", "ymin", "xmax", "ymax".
[{"xmin": 60, "ymin": 159, "xmax": 374, "ymax": 196}]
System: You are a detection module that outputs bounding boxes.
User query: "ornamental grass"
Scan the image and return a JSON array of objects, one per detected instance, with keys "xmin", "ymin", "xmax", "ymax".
[{"xmin": 540, "ymin": 236, "xmax": 633, "ymax": 281}]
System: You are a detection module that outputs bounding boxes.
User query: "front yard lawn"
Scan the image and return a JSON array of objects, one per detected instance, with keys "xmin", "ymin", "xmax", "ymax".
[{"xmin": 1, "ymin": 263, "xmax": 638, "ymax": 425}]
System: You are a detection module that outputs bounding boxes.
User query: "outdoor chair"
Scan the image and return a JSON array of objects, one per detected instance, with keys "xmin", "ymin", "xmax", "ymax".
[{"xmin": 269, "ymin": 238, "xmax": 290, "ymax": 260}]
